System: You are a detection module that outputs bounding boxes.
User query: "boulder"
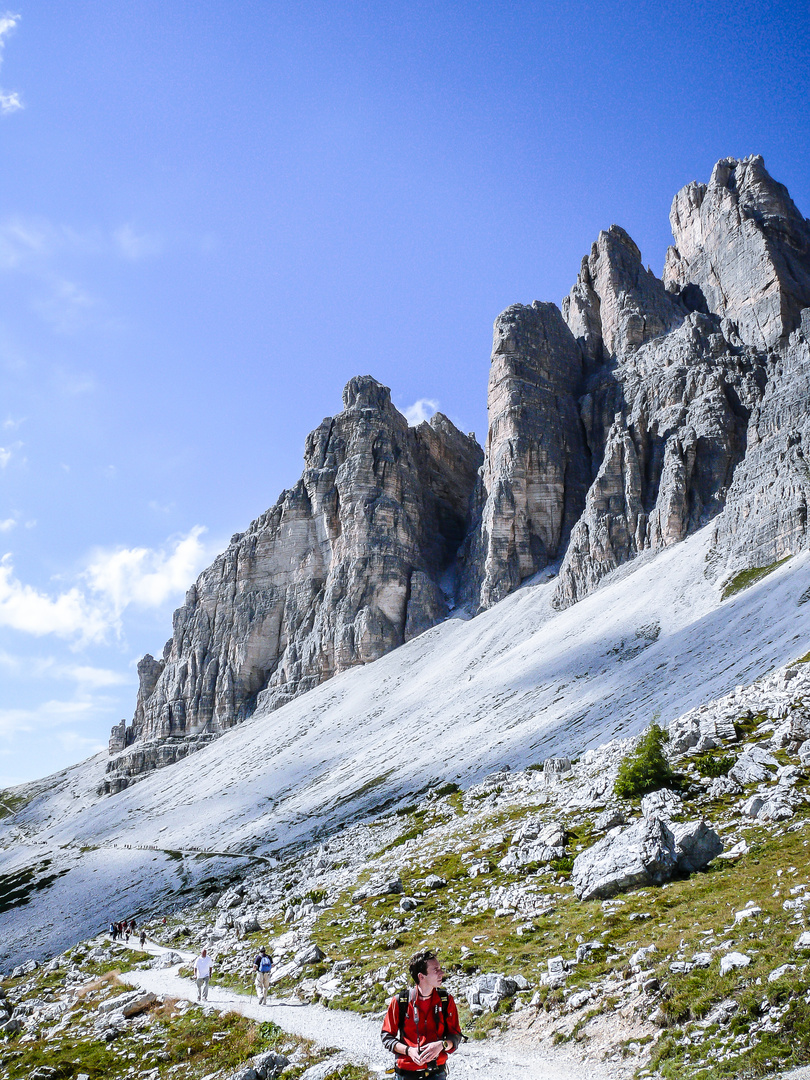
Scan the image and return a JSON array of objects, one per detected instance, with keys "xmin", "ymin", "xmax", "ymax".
[
  {"xmin": 728, "ymin": 746, "xmax": 778, "ymax": 786},
  {"xmin": 235, "ymin": 915, "xmax": 262, "ymax": 938},
  {"xmin": 571, "ymin": 815, "xmax": 678, "ymax": 900},
  {"xmin": 720, "ymin": 951, "xmax": 751, "ymax": 975},
  {"xmin": 594, "ymin": 808, "xmax": 625, "ymax": 832},
  {"xmin": 670, "ymin": 819, "xmax": 724, "ymax": 873},
  {"xmin": 295, "ymin": 943, "xmax": 325, "ymax": 966},
  {"xmin": 641, "ymin": 789, "xmax": 683, "ymax": 819}
]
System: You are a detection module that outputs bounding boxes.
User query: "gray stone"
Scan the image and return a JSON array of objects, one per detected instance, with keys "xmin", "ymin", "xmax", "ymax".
[
  {"xmin": 641, "ymin": 789, "xmax": 683, "ymax": 820},
  {"xmin": 670, "ymin": 819, "xmax": 724, "ymax": 873},
  {"xmin": 572, "ymin": 814, "xmax": 679, "ymax": 900},
  {"xmin": 594, "ymin": 808, "xmax": 625, "ymax": 832},
  {"xmin": 235, "ymin": 915, "xmax": 261, "ymax": 938},
  {"xmin": 295, "ymin": 943, "xmax": 324, "ymax": 966},
  {"xmin": 576, "ymin": 941, "xmax": 605, "ymax": 963},
  {"xmin": 729, "ymin": 746, "xmax": 778, "ymax": 786}
]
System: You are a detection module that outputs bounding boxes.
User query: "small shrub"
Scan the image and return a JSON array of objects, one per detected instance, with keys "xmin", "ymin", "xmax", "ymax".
[
  {"xmin": 434, "ymin": 782, "xmax": 459, "ymax": 797},
  {"xmin": 694, "ymin": 751, "xmax": 735, "ymax": 778},
  {"xmin": 614, "ymin": 724, "xmax": 676, "ymax": 799}
]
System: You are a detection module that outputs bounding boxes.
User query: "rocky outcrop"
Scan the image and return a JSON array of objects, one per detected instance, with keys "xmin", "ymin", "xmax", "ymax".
[
  {"xmin": 554, "ymin": 311, "xmax": 766, "ymax": 606},
  {"xmin": 664, "ymin": 155, "xmax": 810, "ymax": 350},
  {"xmin": 459, "ymin": 302, "xmax": 590, "ymax": 610},
  {"xmin": 563, "ymin": 224, "xmax": 686, "ymax": 366},
  {"xmin": 104, "ymin": 377, "xmax": 481, "ymax": 791}
]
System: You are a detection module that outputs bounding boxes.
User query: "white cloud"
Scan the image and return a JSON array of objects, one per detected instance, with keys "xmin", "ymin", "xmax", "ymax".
[
  {"xmin": 0, "ymin": 13, "xmax": 21, "ymax": 115},
  {"xmin": 114, "ymin": 224, "xmax": 163, "ymax": 260},
  {"xmin": 33, "ymin": 276, "xmax": 98, "ymax": 333},
  {"xmin": 402, "ymin": 397, "xmax": 440, "ymax": 426},
  {"xmin": 0, "ymin": 697, "xmax": 109, "ymax": 741},
  {"xmin": 0, "ymin": 526, "xmax": 214, "ymax": 645},
  {"xmin": 0, "ymin": 650, "xmax": 131, "ymax": 688},
  {"xmin": 0, "ymin": 516, "xmax": 16, "ymax": 532},
  {"xmin": 84, "ymin": 525, "xmax": 210, "ymax": 615},
  {"xmin": 0, "ymin": 554, "xmax": 110, "ymax": 643},
  {"xmin": 0, "ymin": 89, "xmax": 20, "ymax": 113},
  {"xmin": 0, "ymin": 440, "xmax": 24, "ymax": 469}
]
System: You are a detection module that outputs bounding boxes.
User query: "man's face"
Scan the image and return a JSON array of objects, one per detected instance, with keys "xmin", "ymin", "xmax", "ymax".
[{"xmin": 419, "ymin": 957, "xmax": 444, "ymax": 993}]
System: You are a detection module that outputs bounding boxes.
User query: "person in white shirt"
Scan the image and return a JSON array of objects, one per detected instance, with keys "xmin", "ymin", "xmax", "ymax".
[{"xmin": 193, "ymin": 948, "xmax": 213, "ymax": 1001}]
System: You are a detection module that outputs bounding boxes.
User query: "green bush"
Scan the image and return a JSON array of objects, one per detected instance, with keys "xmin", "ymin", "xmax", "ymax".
[
  {"xmin": 614, "ymin": 723, "xmax": 676, "ymax": 799},
  {"xmin": 694, "ymin": 751, "xmax": 735, "ymax": 778}
]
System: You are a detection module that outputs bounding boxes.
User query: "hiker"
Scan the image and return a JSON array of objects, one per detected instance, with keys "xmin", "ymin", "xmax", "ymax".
[
  {"xmin": 193, "ymin": 948, "xmax": 213, "ymax": 1001},
  {"xmin": 381, "ymin": 950, "xmax": 462, "ymax": 1077},
  {"xmin": 253, "ymin": 946, "xmax": 273, "ymax": 1004},
  {"xmin": 139, "ymin": 929, "xmax": 146, "ymax": 949},
  {"xmin": 109, "ymin": 921, "xmax": 115, "ymax": 940}
]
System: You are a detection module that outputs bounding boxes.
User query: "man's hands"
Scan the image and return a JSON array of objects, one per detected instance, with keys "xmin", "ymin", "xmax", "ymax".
[{"xmin": 406, "ymin": 1041, "xmax": 443, "ymax": 1065}]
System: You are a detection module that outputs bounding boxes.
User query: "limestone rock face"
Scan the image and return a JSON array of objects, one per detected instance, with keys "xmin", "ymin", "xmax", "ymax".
[
  {"xmin": 554, "ymin": 312, "xmax": 766, "ymax": 606},
  {"xmin": 105, "ymin": 377, "xmax": 481, "ymax": 788},
  {"xmin": 664, "ymin": 155, "xmax": 810, "ymax": 350},
  {"xmin": 460, "ymin": 301, "xmax": 590, "ymax": 610},
  {"xmin": 709, "ymin": 309, "xmax": 810, "ymax": 570},
  {"xmin": 563, "ymin": 224, "xmax": 686, "ymax": 365}
]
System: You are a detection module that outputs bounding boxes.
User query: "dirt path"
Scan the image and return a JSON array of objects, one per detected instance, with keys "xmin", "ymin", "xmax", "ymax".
[{"xmin": 118, "ymin": 956, "xmax": 619, "ymax": 1080}]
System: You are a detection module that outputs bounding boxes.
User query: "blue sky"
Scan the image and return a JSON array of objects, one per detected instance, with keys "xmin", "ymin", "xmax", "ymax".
[{"xmin": 1, "ymin": 1, "xmax": 809, "ymax": 786}]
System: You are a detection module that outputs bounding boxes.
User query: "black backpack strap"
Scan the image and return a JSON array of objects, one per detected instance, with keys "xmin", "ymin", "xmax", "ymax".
[
  {"xmin": 397, "ymin": 989, "xmax": 410, "ymax": 1041},
  {"xmin": 437, "ymin": 986, "xmax": 449, "ymax": 1034}
]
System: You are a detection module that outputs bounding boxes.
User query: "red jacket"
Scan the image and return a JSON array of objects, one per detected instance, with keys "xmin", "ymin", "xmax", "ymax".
[{"xmin": 381, "ymin": 988, "xmax": 461, "ymax": 1071}]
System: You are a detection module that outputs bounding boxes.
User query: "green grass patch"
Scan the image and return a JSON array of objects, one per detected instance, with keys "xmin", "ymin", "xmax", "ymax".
[{"xmin": 722, "ymin": 557, "xmax": 792, "ymax": 600}]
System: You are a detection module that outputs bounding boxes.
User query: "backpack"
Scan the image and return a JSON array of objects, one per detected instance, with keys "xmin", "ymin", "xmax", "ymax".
[
  {"xmin": 259, "ymin": 955, "xmax": 273, "ymax": 973},
  {"xmin": 397, "ymin": 987, "xmax": 465, "ymax": 1042}
]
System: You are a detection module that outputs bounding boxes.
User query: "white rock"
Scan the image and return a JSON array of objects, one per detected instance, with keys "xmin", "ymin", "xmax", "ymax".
[
  {"xmin": 734, "ymin": 905, "xmax": 762, "ymax": 924},
  {"xmin": 768, "ymin": 964, "xmax": 796, "ymax": 982},
  {"xmin": 720, "ymin": 951, "xmax": 751, "ymax": 975},
  {"xmin": 641, "ymin": 789, "xmax": 683, "ymax": 819}
]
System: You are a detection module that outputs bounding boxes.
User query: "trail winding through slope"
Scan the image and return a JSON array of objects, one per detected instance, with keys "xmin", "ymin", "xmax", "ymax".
[{"xmin": 118, "ymin": 944, "xmax": 619, "ymax": 1080}]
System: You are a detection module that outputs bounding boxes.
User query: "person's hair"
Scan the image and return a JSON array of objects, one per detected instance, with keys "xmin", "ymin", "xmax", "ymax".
[{"xmin": 408, "ymin": 949, "xmax": 437, "ymax": 985}]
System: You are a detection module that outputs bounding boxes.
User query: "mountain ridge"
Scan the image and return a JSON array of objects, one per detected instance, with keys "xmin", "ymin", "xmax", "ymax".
[{"xmin": 102, "ymin": 154, "xmax": 810, "ymax": 792}]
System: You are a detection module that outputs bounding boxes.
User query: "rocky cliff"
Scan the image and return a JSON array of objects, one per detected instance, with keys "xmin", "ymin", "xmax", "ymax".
[
  {"xmin": 104, "ymin": 377, "xmax": 482, "ymax": 791},
  {"xmin": 463, "ymin": 155, "xmax": 810, "ymax": 613},
  {"xmin": 107, "ymin": 155, "xmax": 810, "ymax": 786}
]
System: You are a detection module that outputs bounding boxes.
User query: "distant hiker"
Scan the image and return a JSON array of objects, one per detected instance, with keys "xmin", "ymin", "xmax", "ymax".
[
  {"xmin": 193, "ymin": 948, "xmax": 213, "ymax": 1001},
  {"xmin": 381, "ymin": 950, "xmax": 462, "ymax": 1077},
  {"xmin": 253, "ymin": 946, "xmax": 273, "ymax": 1004},
  {"xmin": 109, "ymin": 921, "xmax": 115, "ymax": 939},
  {"xmin": 139, "ymin": 929, "xmax": 146, "ymax": 949}
]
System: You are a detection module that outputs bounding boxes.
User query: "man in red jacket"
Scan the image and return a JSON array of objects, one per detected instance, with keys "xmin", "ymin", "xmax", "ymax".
[{"xmin": 381, "ymin": 950, "xmax": 462, "ymax": 1078}]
